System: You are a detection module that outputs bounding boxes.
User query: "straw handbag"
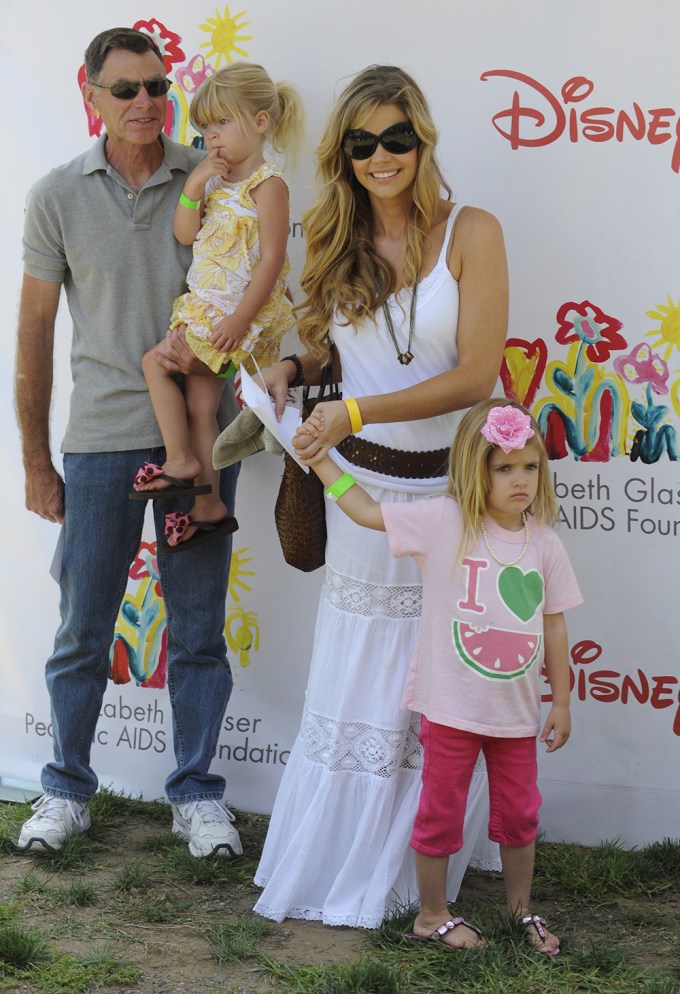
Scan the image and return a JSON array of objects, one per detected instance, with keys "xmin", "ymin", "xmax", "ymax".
[{"xmin": 274, "ymin": 365, "xmax": 340, "ymax": 572}]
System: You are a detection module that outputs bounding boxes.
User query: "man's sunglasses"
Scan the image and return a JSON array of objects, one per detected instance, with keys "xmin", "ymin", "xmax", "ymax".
[
  {"xmin": 341, "ymin": 122, "xmax": 420, "ymax": 160},
  {"xmin": 90, "ymin": 77, "xmax": 172, "ymax": 100}
]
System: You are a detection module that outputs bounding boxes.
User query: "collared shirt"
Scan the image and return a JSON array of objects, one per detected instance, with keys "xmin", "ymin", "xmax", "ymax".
[{"xmin": 23, "ymin": 134, "xmax": 236, "ymax": 452}]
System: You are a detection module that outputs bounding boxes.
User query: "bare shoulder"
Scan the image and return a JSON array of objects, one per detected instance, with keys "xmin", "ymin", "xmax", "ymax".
[
  {"xmin": 250, "ymin": 172, "xmax": 289, "ymax": 203},
  {"xmin": 448, "ymin": 205, "xmax": 506, "ymax": 279},
  {"xmin": 455, "ymin": 205, "xmax": 504, "ymax": 245}
]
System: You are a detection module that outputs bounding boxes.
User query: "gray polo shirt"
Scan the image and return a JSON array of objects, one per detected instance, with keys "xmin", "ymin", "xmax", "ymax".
[{"xmin": 23, "ymin": 133, "xmax": 237, "ymax": 453}]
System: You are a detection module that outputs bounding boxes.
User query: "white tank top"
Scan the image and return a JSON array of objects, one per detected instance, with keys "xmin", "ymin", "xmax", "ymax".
[{"xmin": 330, "ymin": 204, "xmax": 466, "ymax": 492}]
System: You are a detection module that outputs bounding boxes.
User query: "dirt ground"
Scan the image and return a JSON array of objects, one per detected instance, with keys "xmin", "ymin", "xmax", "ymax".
[
  {"xmin": 0, "ymin": 815, "xmax": 371, "ymax": 994},
  {"xmin": 1, "ymin": 811, "xmax": 678, "ymax": 994}
]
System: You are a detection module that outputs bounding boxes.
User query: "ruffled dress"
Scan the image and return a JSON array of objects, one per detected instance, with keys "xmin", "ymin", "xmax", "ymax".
[
  {"xmin": 170, "ymin": 162, "xmax": 293, "ymax": 374},
  {"xmin": 253, "ymin": 205, "xmax": 500, "ymax": 928}
]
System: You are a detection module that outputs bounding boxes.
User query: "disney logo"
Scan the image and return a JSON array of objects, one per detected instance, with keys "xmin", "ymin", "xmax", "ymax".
[{"xmin": 480, "ymin": 70, "xmax": 680, "ymax": 174}]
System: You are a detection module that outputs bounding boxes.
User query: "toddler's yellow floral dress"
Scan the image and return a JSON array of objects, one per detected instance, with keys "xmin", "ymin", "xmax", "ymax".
[{"xmin": 170, "ymin": 162, "xmax": 293, "ymax": 374}]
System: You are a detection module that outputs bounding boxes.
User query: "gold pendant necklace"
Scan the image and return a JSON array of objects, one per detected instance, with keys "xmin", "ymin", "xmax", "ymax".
[
  {"xmin": 382, "ymin": 278, "xmax": 418, "ymax": 365},
  {"xmin": 480, "ymin": 513, "xmax": 529, "ymax": 567}
]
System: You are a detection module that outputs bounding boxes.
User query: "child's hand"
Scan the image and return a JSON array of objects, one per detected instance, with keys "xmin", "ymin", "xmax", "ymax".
[
  {"xmin": 183, "ymin": 149, "xmax": 231, "ymax": 200},
  {"xmin": 298, "ymin": 444, "xmax": 331, "ymax": 468},
  {"xmin": 293, "ymin": 410, "xmax": 325, "ymax": 458},
  {"xmin": 540, "ymin": 704, "xmax": 571, "ymax": 753},
  {"xmin": 295, "ymin": 412, "xmax": 326, "ymax": 466},
  {"xmin": 211, "ymin": 313, "xmax": 249, "ymax": 352}
]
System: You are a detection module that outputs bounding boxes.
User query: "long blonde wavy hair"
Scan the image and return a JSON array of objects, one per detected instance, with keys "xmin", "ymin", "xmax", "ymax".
[
  {"xmin": 297, "ymin": 65, "xmax": 452, "ymax": 362},
  {"xmin": 189, "ymin": 62, "xmax": 305, "ymax": 168},
  {"xmin": 448, "ymin": 398, "xmax": 559, "ymax": 562}
]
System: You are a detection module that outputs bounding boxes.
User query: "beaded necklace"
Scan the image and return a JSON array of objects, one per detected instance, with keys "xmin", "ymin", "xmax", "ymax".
[{"xmin": 480, "ymin": 513, "xmax": 529, "ymax": 567}]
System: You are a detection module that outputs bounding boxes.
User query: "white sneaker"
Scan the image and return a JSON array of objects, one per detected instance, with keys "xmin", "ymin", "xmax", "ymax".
[
  {"xmin": 17, "ymin": 794, "xmax": 91, "ymax": 852},
  {"xmin": 171, "ymin": 799, "xmax": 243, "ymax": 859}
]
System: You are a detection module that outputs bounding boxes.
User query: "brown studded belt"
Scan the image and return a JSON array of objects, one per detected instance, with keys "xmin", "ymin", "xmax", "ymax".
[{"xmin": 336, "ymin": 436, "xmax": 449, "ymax": 479}]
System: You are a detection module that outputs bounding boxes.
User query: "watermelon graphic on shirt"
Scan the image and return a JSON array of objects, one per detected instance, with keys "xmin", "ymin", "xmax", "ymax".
[{"xmin": 452, "ymin": 620, "xmax": 542, "ymax": 680}]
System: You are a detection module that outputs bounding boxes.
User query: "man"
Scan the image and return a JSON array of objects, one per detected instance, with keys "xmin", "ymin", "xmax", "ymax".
[{"xmin": 14, "ymin": 27, "xmax": 241, "ymax": 859}]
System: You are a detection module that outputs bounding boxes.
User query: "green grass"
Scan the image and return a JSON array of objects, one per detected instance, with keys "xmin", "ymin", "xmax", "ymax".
[
  {"xmin": 262, "ymin": 956, "xmax": 410, "ymax": 994},
  {"xmin": 208, "ymin": 917, "xmax": 279, "ymax": 963},
  {"xmin": 55, "ymin": 881, "xmax": 97, "ymax": 907},
  {"xmin": 138, "ymin": 829, "xmax": 183, "ymax": 854},
  {"xmin": 29, "ymin": 948, "xmax": 141, "ymax": 993},
  {"xmin": 0, "ymin": 922, "xmax": 51, "ymax": 968},
  {"xmin": 535, "ymin": 837, "xmax": 680, "ymax": 897},
  {"xmin": 89, "ymin": 785, "xmax": 169, "ymax": 827},
  {"xmin": 113, "ymin": 861, "xmax": 152, "ymax": 893},
  {"xmin": 0, "ymin": 904, "xmax": 17, "ymax": 927},
  {"xmin": 0, "ymin": 793, "xmax": 678, "ymax": 994}
]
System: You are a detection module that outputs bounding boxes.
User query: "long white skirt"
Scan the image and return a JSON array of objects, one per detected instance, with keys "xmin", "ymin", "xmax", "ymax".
[{"xmin": 254, "ymin": 483, "xmax": 500, "ymax": 928}]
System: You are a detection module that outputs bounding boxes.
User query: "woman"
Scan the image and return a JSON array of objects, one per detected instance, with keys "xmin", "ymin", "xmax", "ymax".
[{"xmin": 254, "ymin": 65, "xmax": 508, "ymax": 936}]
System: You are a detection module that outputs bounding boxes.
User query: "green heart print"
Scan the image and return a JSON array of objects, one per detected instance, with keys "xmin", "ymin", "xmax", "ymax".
[{"xmin": 498, "ymin": 566, "xmax": 544, "ymax": 622}]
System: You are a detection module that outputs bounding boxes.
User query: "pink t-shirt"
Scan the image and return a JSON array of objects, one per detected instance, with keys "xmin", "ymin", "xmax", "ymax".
[{"xmin": 382, "ymin": 495, "xmax": 583, "ymax": 737}]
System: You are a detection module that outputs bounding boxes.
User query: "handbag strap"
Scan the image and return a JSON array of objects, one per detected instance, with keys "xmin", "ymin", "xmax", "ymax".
[{"xmin": 302, "ymin": 362, "xmax": 340, "ymax": 404}]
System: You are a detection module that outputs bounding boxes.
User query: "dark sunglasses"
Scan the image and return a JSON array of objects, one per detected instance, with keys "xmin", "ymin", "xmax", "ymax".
[
  {"xmin": 341, "ymin": 121, "xmax": 420, "ymax": 160},
  {"xmin": 90, "ymin": 77, "xmax": 172, "ymax": 100}
]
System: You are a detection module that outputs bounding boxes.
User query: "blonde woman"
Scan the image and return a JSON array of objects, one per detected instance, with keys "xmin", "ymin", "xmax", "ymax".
[{"xmin": 255, "ymin": 65, "xmax": 508, "ymax": 935}]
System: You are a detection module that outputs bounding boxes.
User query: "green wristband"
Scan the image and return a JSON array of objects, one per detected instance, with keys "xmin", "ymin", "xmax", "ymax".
[
  {"xmin": 325, "ymin": 472, "xmax": 357, "ymax": 502},
  {"xmin": 216, "ymin": 361, "xmax": 236, "ymax": 380},
  {"xmin": 179, "ymin": 191, "xmax": 200, "ymax": 210}
]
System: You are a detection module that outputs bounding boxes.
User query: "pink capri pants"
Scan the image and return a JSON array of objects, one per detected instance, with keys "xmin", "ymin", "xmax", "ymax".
[{"xmin": 411, "ymin": 716, "xmax": 542, "ymax": 857}]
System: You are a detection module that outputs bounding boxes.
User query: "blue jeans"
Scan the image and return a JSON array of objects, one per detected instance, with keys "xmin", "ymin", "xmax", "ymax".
[{"xmin": 42, "ymin": 448, "xmax": 239, "ymax": 804}]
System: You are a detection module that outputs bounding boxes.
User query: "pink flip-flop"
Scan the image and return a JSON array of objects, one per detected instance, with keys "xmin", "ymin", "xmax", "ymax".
[
  {"xmin": 129, "ymin": 462, "xmax": 212, "ymax": 500},
  {"xmin": 403, "ymin": 917, "xmax": 485, "ymax": 950},
  {"xmin": 522, "ymin": 914, "xmax": 560, "ymax": 957},
  {"xmin": 163, "ymin": 511, "xmax": 238, "ymax": 553}
]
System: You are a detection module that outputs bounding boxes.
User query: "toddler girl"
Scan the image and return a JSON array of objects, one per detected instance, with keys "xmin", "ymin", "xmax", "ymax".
[
  {"xmin": 303, "ymin": 398, "xmax": 582, "ymax": 954},
  {"xmin": 131, "ymin": 62, "xmax": 304, "ymax": 552}
]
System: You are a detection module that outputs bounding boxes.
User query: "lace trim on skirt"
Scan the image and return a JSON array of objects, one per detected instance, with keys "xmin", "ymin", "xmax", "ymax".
[
  {"xmin": 302, "ymin": 710, "xmax": 488, "ymax": 779},
  {"xmin": 302, "ymin": 710, "xmax": 422, "ymax": 777},
  {"xmin": 324, "ymin": 564, "xmax": 422, "ymax": 618}
]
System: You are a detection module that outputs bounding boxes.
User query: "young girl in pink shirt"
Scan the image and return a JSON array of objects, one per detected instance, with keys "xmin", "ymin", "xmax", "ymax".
[{"xmin": 302, "ymin": 397, "xmax": 582, "ymax": 955}]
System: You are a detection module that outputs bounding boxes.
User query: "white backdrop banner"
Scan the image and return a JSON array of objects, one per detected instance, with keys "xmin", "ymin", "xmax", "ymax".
[{"xmin": 1, "ymin": 0, "xmax": 678, "ymax": 846}]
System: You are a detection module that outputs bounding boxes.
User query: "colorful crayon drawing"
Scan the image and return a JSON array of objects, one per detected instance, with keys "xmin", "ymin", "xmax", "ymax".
[
  {"xmin": 78, "ymin": 8, "xmax": 251, "ymax": 145},
  {"xmin": 199, "ymin": 6, "xmax": 252, "ymax": 66},
  {"xmin": 225, "ymin": 607, "xmax": 261, "ymax": 668},
  {"xmin": 501, "ymin": 297, "xmax": 680, "ymax": 463},
  {"xmin": 110, "ymin": 543, "xmax": 167, "ymax": 688},
  {"xmin": 109, "ymin": 545, "xmax": 260, "ymax": 688}
]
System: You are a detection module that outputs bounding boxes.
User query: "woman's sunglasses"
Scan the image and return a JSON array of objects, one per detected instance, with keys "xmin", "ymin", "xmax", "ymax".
[
  {"xmin": 341, "ymin": 122, "xmax": 420, "ymax": 160},
  {"xmin": 90, "ymin": 77, "xmax": 172, "ymax": 100}
]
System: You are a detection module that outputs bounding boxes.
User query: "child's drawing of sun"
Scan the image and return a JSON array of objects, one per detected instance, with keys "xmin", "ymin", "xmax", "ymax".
[
  {"xmin": 646, "ymin": 294, "xmax": 680, "ymax": 360},
  {"xmin": 199, "ymin": 5, "xmax": 252, "ymax": 67},
  {"xmin": 228, "ymin": 547, "xmax": 255, "ymax": 603}
]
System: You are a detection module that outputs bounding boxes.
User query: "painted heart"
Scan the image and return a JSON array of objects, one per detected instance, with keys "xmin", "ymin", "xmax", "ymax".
[
  {"xmin": 175, "ymin": 54, "xmax": 215, "ymax": 93},
  {"xmin": 498, "ymin": 566, "xmax": 544, "ymax": 623},
  {"xmin": 500, "ymin": 337, "xmax": 548, "ymax": 407}
]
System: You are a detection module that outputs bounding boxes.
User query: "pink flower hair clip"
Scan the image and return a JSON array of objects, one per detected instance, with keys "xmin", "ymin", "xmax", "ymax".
[{"xmin": 481, "ymin": 406, "xmax": 535, "ymax": 453}]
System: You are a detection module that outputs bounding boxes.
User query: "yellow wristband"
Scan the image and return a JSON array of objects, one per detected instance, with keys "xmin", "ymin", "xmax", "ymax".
[
  {"xmin": 179, "ymin": 192, "xmax": 200, "ymax": 210},
  {"xmin": 325, "ymin": 472, "xmax": 357, "ymax": 501},
  {"xmin": 344, "ymin": 397, "xmax": 363, "ymax": 434}
]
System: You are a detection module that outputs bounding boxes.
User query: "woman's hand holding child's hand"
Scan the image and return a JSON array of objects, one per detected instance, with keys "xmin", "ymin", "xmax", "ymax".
[
  {"xmin": 296, "ymin": 410, "xmax": 328, "ymax": 466},
  {"xmin": 540, "ymin": 705, "xmax": 571, "ymax": 753},
  {"xmin": 293, "ymin": 400, "xmax": 353, "ymax": 459}
]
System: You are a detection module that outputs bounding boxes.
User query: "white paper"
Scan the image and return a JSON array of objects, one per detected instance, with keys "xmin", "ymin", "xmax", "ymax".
[
  {"xmin": 239, "ymin": 362, "xmax": 308, "ymax": 471},
  {"xmin": 49, "ymin": 525, "xmax": 65, "ymax": 582}
]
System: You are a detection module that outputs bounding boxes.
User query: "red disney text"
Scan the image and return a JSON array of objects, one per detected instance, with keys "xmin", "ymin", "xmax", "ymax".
[
  {"xmin": 541, "ymin": 639, "xmax": 680, "ymax": 736},
  {"xmin": 481, "ymin": 70, "xmax": 680, "ymax": 174}
]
